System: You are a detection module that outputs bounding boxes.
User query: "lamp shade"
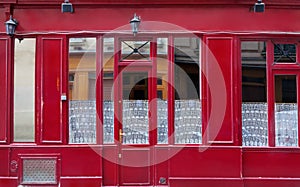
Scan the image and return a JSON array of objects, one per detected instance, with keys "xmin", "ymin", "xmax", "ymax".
[
  {"xmin": 5, "ymin": 16, "xmax": 18, "ymax": 36},
  {"xmin": 129, "ymin": 14, "xmax": 141, "ymax": 36}
]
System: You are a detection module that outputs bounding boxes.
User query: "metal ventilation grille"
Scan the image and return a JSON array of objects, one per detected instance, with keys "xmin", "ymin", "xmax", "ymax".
[{"xmin": 22, "ymin": 158, "xmax": 57, "ymax": 184}]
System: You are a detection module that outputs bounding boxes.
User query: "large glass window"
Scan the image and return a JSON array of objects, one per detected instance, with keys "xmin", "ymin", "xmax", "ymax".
[
  {"xmin": 241, "ymin": 41, "xmax": 268, "ymax": 146},
  {"xmin": 14, "ymin": 38, "xmax": 36, "ymax": 142},
  {"xmin": 174, "ymin": 37, "xmax": 201, "ymax": 144},
  {"xmin": 68, "ymin": 38, "xmax": 96, "ymax": 144}
]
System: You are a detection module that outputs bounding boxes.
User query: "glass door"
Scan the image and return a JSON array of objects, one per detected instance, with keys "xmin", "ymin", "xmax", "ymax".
[{"xmin": 117, "ymin": 68, "xmax": 153, "ymax": 186}]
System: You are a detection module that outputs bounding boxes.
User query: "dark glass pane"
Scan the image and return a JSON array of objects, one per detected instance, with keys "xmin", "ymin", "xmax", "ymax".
[
  {"xmin": 241, "ymin": 41, "xmax": 268, "ymax": 147},
  {"xmin": 274, "ymin": 43, "xmax": 296, "ymax": 63},
  {"xmin": 174, "ymin": 37, "xmax": 201, "ymax": 144},
  {"xmin": 122, "ymin": 72, "xmax": 149, "ymax": 144},
  {"xmin": 275, "ymin": 75, "xmax": 298, "ymax": 147}
]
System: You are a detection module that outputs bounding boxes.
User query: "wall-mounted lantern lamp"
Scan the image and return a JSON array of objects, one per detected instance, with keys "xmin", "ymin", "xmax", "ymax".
[
  {"xmin": 5, "ymin": 15, "xmax": 18, "ymax": 37},
  {"xmin": 61, "ymin": 0, "xmax": 74, "ymax": 13},
  {"xmin": 253, "ymin": 0, "xmax": 265, "ymax": 12},
  {"xmin": 130, "ymin": 13, "xmax": 141, "ymax": 36}
]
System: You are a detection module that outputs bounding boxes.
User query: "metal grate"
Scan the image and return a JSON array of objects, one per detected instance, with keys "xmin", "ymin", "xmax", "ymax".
[{"xmin": 22, "ymin": 158, "xmax": 57, "ymax": 184}]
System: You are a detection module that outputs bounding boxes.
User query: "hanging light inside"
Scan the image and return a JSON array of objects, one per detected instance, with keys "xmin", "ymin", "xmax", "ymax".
[
  {"xmin": 129, "ymin": 13, "xmax": 141, "ymax": 36},
  {"xmin": 5, "ymin": 15, "xmax": 18, "ymax": 37}
]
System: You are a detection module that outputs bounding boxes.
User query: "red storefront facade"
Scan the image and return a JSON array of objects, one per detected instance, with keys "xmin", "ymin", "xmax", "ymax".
[{"xmin": 1, "ymin": 1, "xmax": 300, "ymax": 187}]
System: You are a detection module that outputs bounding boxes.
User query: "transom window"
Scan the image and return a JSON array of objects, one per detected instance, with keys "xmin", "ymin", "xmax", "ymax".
[
  {"xmin": 121, "ymin": 40, "xmax": 151, "ymax": 61},
  {"xmin": 273, "ymin": 43, "xmax": 297, "ymax": 63}
]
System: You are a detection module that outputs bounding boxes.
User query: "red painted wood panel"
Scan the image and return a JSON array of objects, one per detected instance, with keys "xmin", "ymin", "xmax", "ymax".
[
  {"xmin": 60, "ymin": 147, "xmax": 102, "ymax": 176},
  {"xmin": 0, "ymin": 178, "xmax": 18, "ymax": 187},
  {"xmin": 60, "ymin": 177, "xmax": 102, "ymax": 187},
  {"xmin": 169, "ymin": 147, "xmax": 241, "ymax": 177},
  {"xmin": 0, "ymin": 149, "xmax": 9, "ymax": 176},
  {"xmin": 205, "ymin": 37, "xmax": 234, "ymax": 143},
  {"xmin": 0, "ymin": 38, "xmax": 8, "ymax": 144},
  {"xmin": 41, "ymin": 38, "xmax": 63, "ymax": 143},
  {"xmin": 243, "ymin": 149, "xmax": 300, "ymax": 178},
  {"xmin": 10, "ymin": 7, "xmax": 300, "ymax": 33},
  {"xmin": 102, "ymin": 145, "xmax": 118, "ymax": 186},
  {"xmin": 154, "ymin": 146, "xmax": 169, "ymax": 186},
  {"xmin": 169, "ymin": 178, "xmax": 243, "ymax": 187},
  {"xmin": 120, "ymin": 148, "xmax": 151, "ymax": 185},
  {"xmin": 244, "ymin": 178, "xmax": 300, "ymax": 187}
]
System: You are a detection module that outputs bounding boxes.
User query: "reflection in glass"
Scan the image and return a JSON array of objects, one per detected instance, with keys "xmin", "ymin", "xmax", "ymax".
[
  {"xmin": 241, "ymin": 41, "xmax": 268, "ymax": 146},
  {"xmin": 275, "ymin": 75, "xmax": 298, "ymax": 147},
  {"xmin": 121, "ymin": 41, "xmax": 150, "ymax": 61},
  {"xmin": 14, "ymin": 38, "xmax": 36, "ymax": 142},
  {"xmin": 174, "ymin": 37, "xmax": 201, "ymax": 144},
  {"xmin": 157, "ymin": 38, "xmax": 169, "ymax": 144},
  {"xmin": 103, "ymin": 38, "xmax": 115, "ymax": 143},
  {"xmin": 68, "ymin": 38, "xmax": 96, "ymax": 144},
  {"xmin": 122, "ymin": 72, "xmax": 149, "ymax": 144},
  {"xmin": 274, "ymin": 43, "xmax": 296, "ymax": 63}
]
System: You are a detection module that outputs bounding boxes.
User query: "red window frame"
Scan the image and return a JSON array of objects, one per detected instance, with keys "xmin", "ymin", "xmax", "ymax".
[{"xmin": 240, "ymin": 37, "xmax": 300, "ymax": 147}]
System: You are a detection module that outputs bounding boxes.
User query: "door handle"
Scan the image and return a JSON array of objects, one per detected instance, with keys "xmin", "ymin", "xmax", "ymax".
[{"xmin": 119, "ymin": 129, "xmax": 124, "ymax": 143}]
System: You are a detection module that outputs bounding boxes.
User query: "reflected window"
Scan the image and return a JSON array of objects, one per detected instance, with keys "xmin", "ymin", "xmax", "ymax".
[
  {"xmin": 275, "ymin": 75, "xmax": 298, "ymax": 147},
  {"xmin": 174, "ymin": 37, "xmax": 201, "ymax": 144},
  {"xmin": 122, "ymin": 72, "xmax": 149, "ymax": 144},
  {"xmin": 103, "ymin": 38, "xmax": 115, "ymax": 144},
  {"xmin": 14, "ymin": 38, "xmax": 36, "ymax": 142},
  {"xmin": 68, "ymin": 38, "xmax": 96, "ymax": 144},
  {"xmin": 157, "ymin": 38, "xmax": 168, "ymax": 144},
  {"xmin": 241, "ymin": 41, "xmax": 268, "ymax": 146}
]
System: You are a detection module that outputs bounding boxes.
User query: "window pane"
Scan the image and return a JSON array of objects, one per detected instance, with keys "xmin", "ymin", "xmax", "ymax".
[
  {"xmin": 174, "ymin": 37, "xmax": 201, "ymax": 144},
  {"xmin": 14, "ymin": 38, "xmax": 36, "ymax": 142},
  {"xmin": 274, "ymin": 43, "xmax": 296, "ymax": 63},
  {"xmin": 69, "ymin": 38, "xmax": 96, "ymax": 144},
  {"xmin": 275, "ymin": 75, "xmax": 298, "ymax": 147},
  {"xmin": 241, "ymin": 41, "xmax": 268, "ymax": 146},
  {"xmin": 103, "ymin": 38, "xmax": 115, "ymax": 144},
  {"xmin": 122, "ymin": 72, "xmax": 149, "ymax": 144},
  {"xmin": 121, "ymin": 40, "xmax": 150, "ymax": 61},
  {"xmin": 157, "ymin": 38, "xmax": 168, "ymax": 144}
]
